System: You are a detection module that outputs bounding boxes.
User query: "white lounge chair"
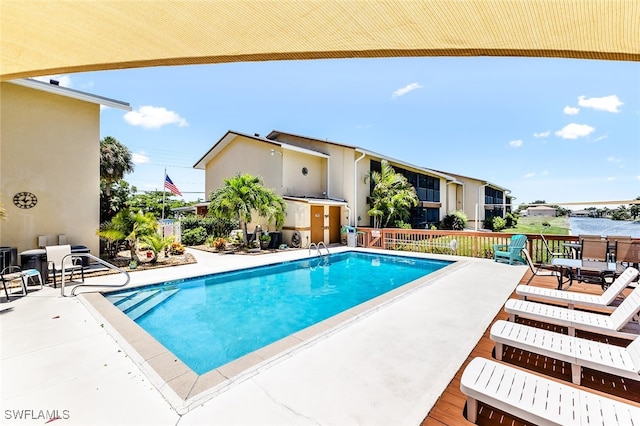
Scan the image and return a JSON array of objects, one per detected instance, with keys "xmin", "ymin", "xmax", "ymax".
[
  {"xmin": 504, "ymin": 284, "xmax": 640, "ymax": 339},
  {"xmin": 490, "ymin": 319, "xmax": 640, "ymax": 385},
  {"xmin": 460, "ymin": 357, "xmax": 640, "ymax": 425},
  {"xmin": 516, "ymin": 267, "xmax": 639, "ymax": 311}
]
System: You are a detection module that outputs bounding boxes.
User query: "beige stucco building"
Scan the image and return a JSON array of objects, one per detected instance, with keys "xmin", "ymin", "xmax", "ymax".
[
  {"xmin": 525, "ymin": 205, "xmax": 557, "ymax": 217},
  {"xmin": 195, "ymin": 130, "xmax": 514, "ymax": 247},
  {"xmin": 431, "ymin": 170, "xmax": 514, "ymax": 230},
  {"xmin": 0, "ymin": 79, "xmax": 130, "ymax": 257}
]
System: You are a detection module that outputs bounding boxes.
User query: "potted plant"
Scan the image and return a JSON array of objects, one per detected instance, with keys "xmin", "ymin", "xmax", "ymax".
[{"xmin": 259, "ymin": 231, "xmax": 271, "ymax": 250}]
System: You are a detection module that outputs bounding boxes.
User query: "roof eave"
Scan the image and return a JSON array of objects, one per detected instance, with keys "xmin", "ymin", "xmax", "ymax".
[{"xmin": 9, "ymin": 78, "xmax": 131, "ymax": 111}]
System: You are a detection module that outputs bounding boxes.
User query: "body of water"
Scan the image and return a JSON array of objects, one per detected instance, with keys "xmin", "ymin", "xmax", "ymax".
[{"xmin": 569, "ymin": 217, "xmax": 640, "ymax": 237}]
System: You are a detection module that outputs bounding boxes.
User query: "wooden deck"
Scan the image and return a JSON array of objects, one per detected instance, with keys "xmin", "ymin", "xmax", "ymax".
[{"xmin": 421, "ymin": 268, "xmax": 640, "ymax": 426}]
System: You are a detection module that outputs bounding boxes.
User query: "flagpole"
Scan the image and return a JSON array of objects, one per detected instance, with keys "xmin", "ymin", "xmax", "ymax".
[{"xmin": 162, "ymin": 168, "xmax": 166, "ymax": 221}]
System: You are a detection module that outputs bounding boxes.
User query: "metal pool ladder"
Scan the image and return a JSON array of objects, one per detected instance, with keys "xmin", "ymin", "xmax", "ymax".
[{"xmin": 309, "ymin": 241, "xmax": 330, "ymax": 256}]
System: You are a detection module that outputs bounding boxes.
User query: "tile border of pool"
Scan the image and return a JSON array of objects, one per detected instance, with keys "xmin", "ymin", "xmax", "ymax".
[{"xmin": 79, "ymin": 250, "xmax": 469, "ymax": 414}]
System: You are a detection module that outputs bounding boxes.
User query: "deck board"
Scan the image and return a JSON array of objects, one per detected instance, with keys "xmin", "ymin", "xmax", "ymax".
[{"xmin": 420, "ymin": 269, "xmax": 640, "ymax": 425}]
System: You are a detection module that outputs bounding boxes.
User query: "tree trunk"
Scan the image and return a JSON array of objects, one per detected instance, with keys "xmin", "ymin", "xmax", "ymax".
[{"xmin": 241, "ymin": 220, "xmax": 249, "ymax": 246}]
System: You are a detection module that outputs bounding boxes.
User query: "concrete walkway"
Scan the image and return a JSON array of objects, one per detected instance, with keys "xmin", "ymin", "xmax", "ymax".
[{"xmin": 1, "ymin": 248, "xmax": 526, "ymax": 425}]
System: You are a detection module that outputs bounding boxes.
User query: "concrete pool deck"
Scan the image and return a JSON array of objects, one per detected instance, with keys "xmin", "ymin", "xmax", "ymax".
[{"xmin": 1, "ymin": 247, "xmax": 526, "ymax": 425}]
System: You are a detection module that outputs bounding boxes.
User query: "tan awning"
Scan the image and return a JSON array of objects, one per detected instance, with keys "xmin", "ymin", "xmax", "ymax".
[{"xmin": 2, "ymin": 0, "xmax": 638, "ymax": 81}]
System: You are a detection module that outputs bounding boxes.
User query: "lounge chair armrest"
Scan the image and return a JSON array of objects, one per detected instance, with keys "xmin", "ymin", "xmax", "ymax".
[{"xmin": 493, "ymin": 244, "xmax": 508, "ymax": 251}]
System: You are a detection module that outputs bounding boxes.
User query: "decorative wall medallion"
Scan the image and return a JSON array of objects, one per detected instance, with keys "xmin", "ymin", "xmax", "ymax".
[{"xmin": 13, "ymin": 192, "xmax": 38, "ymax": 209}]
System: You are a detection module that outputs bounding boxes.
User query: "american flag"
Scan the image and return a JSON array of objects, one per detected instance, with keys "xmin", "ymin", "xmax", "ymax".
[{"xmin": 164, "ymin": 174, "xmax": 182, "ymax": 196}]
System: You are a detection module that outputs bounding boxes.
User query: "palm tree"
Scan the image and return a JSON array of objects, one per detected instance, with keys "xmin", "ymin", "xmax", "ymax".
[
  {"xmin": 100, "ymin": 136, "xmax": 134, "ymax": 197},
  {"xmin": 138, "ymin": 233, "xmax": 174, "ymax": 264},
  {"xmin": 97, "ymin": 209, "xmax": 158, "ymax": 262},
  {"xmin": 208, "ymin": 174, "xmax": 286, "ymax": 246},
  {"xmin": 366, "ymin": 160, "xmax": 419, "ymax": 228}
]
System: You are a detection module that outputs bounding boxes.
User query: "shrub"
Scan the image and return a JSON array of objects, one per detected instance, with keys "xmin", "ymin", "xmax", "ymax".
[
  {"xmin": 169, "ymin": 241, "xmax": 185, "ymax": 255},
  {"xmin": 180, "ymin": 215, "xmax": 238, "ymax": 237},
  {"xmin": 491, "ymin": 216, "xmax": 506, "ymax": 232},
  {"xmin": 203, "ymin": 216, "xmax": 238, "ymax": 237},
  {"xmin": 505, "ymin": 212, "xmax": 518, "ymax": 228},
  {"xmin": 179, "ymin": 215, "xmax": 203, "ymax": 232},
  {"xmin": 392, "ymin": 220, "xmax": 412, "ymax": 229},
  {"xmin": 441, "ymin": 210, "xmax": 467, "ymax": 230},
  {"xmin": 181, "ymin": 226, "xmax": 208, "ymax": 246}
]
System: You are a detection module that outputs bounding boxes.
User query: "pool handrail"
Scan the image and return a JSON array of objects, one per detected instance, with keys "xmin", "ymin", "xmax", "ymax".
[
  {"xmin": 309, "ymin": 242, "xmax": 330, "ymax": 257},
  {"xmin": 60, "ymin": 253, "xmax": 130, "ymax": 297}
]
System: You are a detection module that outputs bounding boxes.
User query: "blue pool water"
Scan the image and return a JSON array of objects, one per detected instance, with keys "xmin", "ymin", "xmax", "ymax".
[{"xmin": 105, "ymin": 251, "xmax": 451, "ymax": 374}]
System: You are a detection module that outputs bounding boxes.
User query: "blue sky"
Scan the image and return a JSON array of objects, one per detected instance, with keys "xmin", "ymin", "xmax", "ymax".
[{"xmin": 40, "ymin": 57, "xmax": 639, "ymax": 208}]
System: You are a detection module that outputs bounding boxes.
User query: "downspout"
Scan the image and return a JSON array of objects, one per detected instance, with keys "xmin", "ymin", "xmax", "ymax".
[
  {"xmin": 353, "ymin": 151, "xmax": 366, "ymax": 226},
  {"xmin": 345, "ymin": 206, "xmax": 352, "ymax": 228}
]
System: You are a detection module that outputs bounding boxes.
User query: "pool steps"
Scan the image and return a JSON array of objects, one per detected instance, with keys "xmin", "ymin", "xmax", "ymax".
[{"xmin": 106, "ymin": 288, "xmax": 180, "ymax": 321}]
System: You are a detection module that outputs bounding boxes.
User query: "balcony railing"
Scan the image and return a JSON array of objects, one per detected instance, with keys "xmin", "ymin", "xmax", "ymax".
[{"xmin": 356, "ymin": 228, "xmax": 587, "ymax": 264}]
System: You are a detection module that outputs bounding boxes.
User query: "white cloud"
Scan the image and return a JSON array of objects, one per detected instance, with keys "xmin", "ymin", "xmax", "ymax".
[
  {"xmin": 124, "ymin": 106, "xmax": 189, "ymax": 129},
  {"xmin": 524, "ymin": 172, "xmax": 535, "ymax": 178},
  {"xmin": 391, "ymin": 83, "xmax": 423, "ymax": 99},
  {"xmin": 607, "ymin": 156, "xmax": 622, "ymax": 163},
  {"xmin": 508, "ymin": 139, "xmax": 523, "ymax": 148},
  {"xmin": 533, "ymin": 131, "xmax": 550, "ymax": 138},
  {"xmin": 541, "ymin": 170, "xmax": 549, "ymax": 176},
  {"xmin": 132, "ymin": 152, "xmax": 150, "ymax": 164},
  {"xmin": 356, "ymin": 124, "xmax": 372, "ymax": 129},
  {"xmin": 577, "ymin": 95, "xmax": 623, "ymax": 113},
  {"xmin": 33, "ymin": 74, "xmax": 72, "ymax": 87},
  {"xmin": 606, "ymin": 177, "xmax": 616, "ymax": 182},
  {"xmin": 563, "ymin": 106, "xmax": 580, "ymax": 115},
  {"xmin": 554, "ymin": 123, "xmax": 595, "ymax": 139}
]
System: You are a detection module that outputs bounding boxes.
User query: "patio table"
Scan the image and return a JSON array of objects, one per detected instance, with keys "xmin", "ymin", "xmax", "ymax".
[{"xmin": 551, "ymin": 258, "xmax": 617, "ymax": 291}]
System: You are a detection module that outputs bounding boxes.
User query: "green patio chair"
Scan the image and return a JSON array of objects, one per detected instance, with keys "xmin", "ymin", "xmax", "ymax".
[{"xmin": 493, "ymin": 234, "xmax": 527, "ymax": 265}]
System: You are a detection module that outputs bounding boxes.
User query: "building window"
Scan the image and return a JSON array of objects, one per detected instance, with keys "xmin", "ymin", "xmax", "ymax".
[
  {"xmin": 370, "ymin": 160, "xmax": 440, "ymax": 203},
  {"xmin": 484, "ymin": 187, "xmax": 504, "ymax": 207},
  {"xmin": 409, "ymin": 207, "xmax": 440, "ymax": 229}
]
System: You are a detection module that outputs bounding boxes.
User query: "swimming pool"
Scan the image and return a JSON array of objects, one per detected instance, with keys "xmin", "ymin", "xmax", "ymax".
[{"xmin": 105, "ymin": 251, "xmax": 451, "ymax": 374}]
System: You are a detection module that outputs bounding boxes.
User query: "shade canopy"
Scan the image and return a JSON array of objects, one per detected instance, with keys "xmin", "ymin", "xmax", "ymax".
[{"xmin": 2, "ymin": 0, "xmax": 638, "ymax": 81}]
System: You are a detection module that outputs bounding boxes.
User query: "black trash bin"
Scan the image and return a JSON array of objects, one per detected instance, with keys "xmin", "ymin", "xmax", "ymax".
[
  {"xmin": 20, "ymin": 249, "xmax": 48, "ymax": 283},
  {"xmin": 0, "ymin": 247, "xmax": 18, "ymax": 271},
  {"xmin": 268, "ymin": 232, "xmax": 282, "ymax": 249}
]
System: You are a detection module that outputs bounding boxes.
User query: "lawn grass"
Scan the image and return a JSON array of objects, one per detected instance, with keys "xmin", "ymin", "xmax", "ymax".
[{"xmin": 502, "ymin": 216, "xmax": 570, "ymax": 235}]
